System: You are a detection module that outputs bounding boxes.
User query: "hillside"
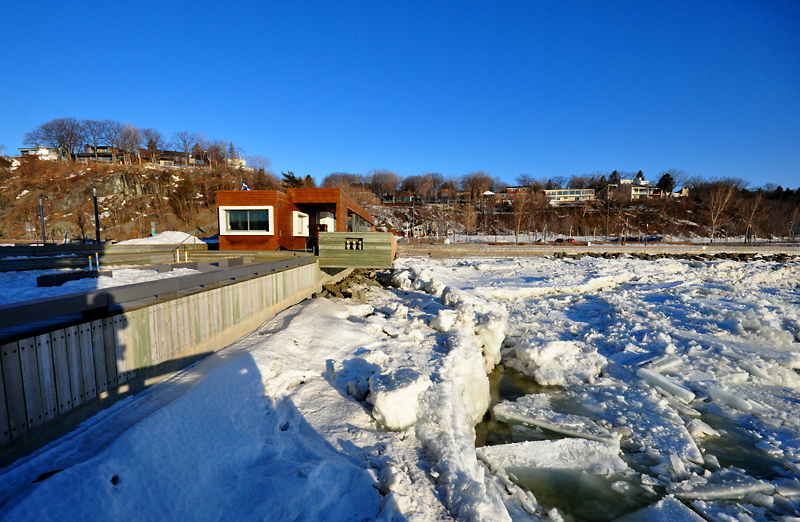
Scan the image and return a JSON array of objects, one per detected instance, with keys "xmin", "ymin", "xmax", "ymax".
[{"xmin": 1, "ymin": 158, "xmax": 798, "ymax": 244}]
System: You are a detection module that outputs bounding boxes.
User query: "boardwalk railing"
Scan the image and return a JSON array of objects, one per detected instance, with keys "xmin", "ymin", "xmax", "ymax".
[{"xmin": 0, "ymin": 258, "xmax": 349, "ymax": 463}]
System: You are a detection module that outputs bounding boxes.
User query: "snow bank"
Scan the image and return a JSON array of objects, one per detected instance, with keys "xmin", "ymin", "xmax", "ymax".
[{"xmin": 117, "ymin": 231, "xmax": 201, "ymax": 245}]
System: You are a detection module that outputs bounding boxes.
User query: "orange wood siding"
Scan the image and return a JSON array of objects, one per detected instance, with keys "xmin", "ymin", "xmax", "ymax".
[{"xmin": 217, "ymin": 189, "xmax": 375, "ymax": 250}]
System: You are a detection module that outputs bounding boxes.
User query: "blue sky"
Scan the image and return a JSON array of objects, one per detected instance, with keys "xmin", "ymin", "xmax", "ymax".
[{"xmin": 2, "ymin": 0, "xmax": 798, "ymax": 189}]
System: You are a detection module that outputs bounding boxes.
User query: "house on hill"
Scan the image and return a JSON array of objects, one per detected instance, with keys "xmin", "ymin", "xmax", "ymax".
[{"xmin": 217, "ymin": 188, "xmax": 375, "ymax": 251}]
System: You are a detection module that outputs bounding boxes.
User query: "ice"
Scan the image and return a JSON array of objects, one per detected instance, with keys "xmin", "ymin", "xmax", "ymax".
[
  {"xmin": 636, "ymin": 368, "xmax": 696, "ymax": 403},
  {"xmin": 514, "ymin": 340, "xmax": 606, "ymax": 386},
  {"xmin": 614, "ymin": 495, "xmax": 705, "ymax": 522},
  {"xmin": 477, "ymin": 438, "xmax": 630, "ymax": 476},
  {"xmin": 667, "ymin": 468, "xmax": 776, "ymax": 500},
  {"xmin": 368, "ymin": 369, "xmax": 432, "ymax": 430},
  {"xmin": 777, "ymin": 478, "xmax": 800, "ymax": 496},
  {"xmin": 686, "ymin": 418, "xmax": 720, "ymax": 438},
  {"xmin": 707, "ymin": 384, "xmax": 757, "ymax": 412},
  {"xmin": 493, "ymin": 394, "xmax": 621, "ymax": 444}
]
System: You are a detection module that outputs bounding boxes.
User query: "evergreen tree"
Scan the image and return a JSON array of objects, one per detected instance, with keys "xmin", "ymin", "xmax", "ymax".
[
  {"xmin": 609, "ymin": 170, "xmax": 621, "ymax": 185},
  {"xmin": 657, "ymin": 172, "xmax": 676, "ymax": 193},
  {"xmin": 635, "ymin": 170, "xmax": 644, "ymax": 181},
  {"xmin": 282, "ymin": 171, "xmax": 304, "ymax": 188},
  {"xmin": 228, "ymin": 142, "xmax": 236, "ymax": 159}
]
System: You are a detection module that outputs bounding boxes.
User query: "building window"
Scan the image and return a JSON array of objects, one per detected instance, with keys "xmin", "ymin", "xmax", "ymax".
[
  {"xmin": 218, "ymin": 206, "xmax": 274, "ymax": 235},
  {"xmin": 293, "ymin": 211, "xmax": 309, "ymax": 237}
]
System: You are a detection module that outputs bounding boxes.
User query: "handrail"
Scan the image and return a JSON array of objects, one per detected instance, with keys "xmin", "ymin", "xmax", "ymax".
[{"xmin": 0, "ymin": 256, "xmax": 316, "ymax": 332}]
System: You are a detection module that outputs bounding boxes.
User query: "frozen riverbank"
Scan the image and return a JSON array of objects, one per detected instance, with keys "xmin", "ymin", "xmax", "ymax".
[{"xmin": 1, "ymin": 255, "xmax": 798, "ymax": 521}]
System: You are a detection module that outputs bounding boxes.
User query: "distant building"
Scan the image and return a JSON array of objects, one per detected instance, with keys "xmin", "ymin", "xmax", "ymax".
[
  {"xmin": 619, "ymin": 178, "xmax": 661, "ymax": 199},
  {"xmin": 18, "ymin": 147, "xmax": 63, "ymax": 161},
  {"xmin": 544, "ymin": 188, "xmax": 596, "ymax": 206}
]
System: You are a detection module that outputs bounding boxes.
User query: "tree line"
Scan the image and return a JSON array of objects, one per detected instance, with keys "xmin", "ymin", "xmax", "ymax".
[{"xmin": 23, "ymin": 117, "xmax": 249, "ymax": 168}]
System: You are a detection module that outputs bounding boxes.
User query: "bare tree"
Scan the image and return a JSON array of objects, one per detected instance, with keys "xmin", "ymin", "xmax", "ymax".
[
  {"xmin": 367, "ymin": 169, "xmax": 400, "ymax": 198},
  {"xmin": 119, "ymin": 124, "xmax": 143, "ymax": 164},
  {"xmin": 707, "ymin": 183, "xmax": 736, "ymax": 242},
  {"xmin": 102, "ymin": 120, "xmax": 123, "ymax": 161},
  {"xmin": 206, "ymin": 139, "xmax": 228, "ymax": 168},
  {"xmin": 322, "ymin": 172, "xmax": 364, "ymax": 188},
  {"xmin": 738, "ymin": 190, "xmax": 762, "ymax": 243},
  {"xmin": 461, "ymin": 171, "xmax": 493, "ymax": 200},
  {"xmin": 515, "ymin": 174, "xmax": 535, "ymax": 187},
  {"xmin": 246, "ymin": 155, "xmax": 272, "ymax": 172},
  {"xmin": 172, "ymin": 131, "xmax": 202, "ymax": 167},
  {"xmin": 82, "ymin": 120, "xmax": 107, "ymax": 160},
  {"xmin": 25, "ymin": 118, "xmax": 86, "ymax": 160},
  {"xmin": 142, "ymin": 128, "xmax": 166, "ymax": 164}
]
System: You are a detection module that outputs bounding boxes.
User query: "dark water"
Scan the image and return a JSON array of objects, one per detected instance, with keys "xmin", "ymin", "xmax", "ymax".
[{"xmin": 475, "ymin": 366, "xmax": 791, "ymax": 522}]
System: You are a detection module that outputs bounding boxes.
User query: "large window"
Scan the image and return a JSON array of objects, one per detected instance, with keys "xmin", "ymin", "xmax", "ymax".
[{"xmin": 218, "ymin": 206, "xmax": 274, "ymax": 235}]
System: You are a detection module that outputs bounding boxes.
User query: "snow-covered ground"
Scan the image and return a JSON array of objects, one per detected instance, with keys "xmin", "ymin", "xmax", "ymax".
[
  {"xmin": 1, "ymin": 255, "xmax": 799, "ymax": 521},
  {"xmin": 116, "ymin": 231, "xmax": 202, "ymax": 245},
  {"xmin": 0, "ymin": 267, "xmax": 199, "ymax": 305}
]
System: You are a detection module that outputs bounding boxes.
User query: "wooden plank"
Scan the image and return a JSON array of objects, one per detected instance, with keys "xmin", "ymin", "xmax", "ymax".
[
  {"xmin": 34, "ymin": 333, "xmax": 58, "ymax": 422},
  {"xmin": 148, "ymin": 306, "xmax": 160, "ymax": 366},
  {"xmin": 50, "ymin": 330, "xmax": 74, "ymax": 415},
  {"xmin": 112, "ymin": 315, "xmax": 128, "ymax": 384},
  {"xmin": 17, "ymin": 337, "xmax": 43, "ymax": 430},
  {"xmin": 64, "ymin": 326, "xmax": 85, "ymax": 408},
  {"xmin": 91, "ymin": 319, "xmax": 109, "ymax": 394},
  {"xmin": 78, "ymin": 323, "xmax": 97, "ymax": 401},
  {"xmin": 169, "ymin": 300, "xmax": 180, "ymax": 359},
  {"xmin": 0, "ymin": 347, "xmax": 9, "ymax": 445},
  {"xmin": 102, "ymin": 317, "xmax": 118, "ymax": 388},
  {"xmin": 180, "ymin": 297, "xmax": 191, "ymax": 353},
  {"xmin": 134, "ymin": 307, "xmax": 152, "ymax": 373},
  {"xmin": 198, "ymin": 292, "xmax": 209, "ymax": 342},
  {"xmin": 1, "ymin": 342, "xmax": 27, "ymax": 440}
]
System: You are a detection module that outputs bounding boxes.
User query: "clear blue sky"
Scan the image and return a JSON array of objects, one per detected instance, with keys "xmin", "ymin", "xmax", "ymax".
[{"xmin": 2, "ymin": 0, "xmax": 798, "ymax": 189}]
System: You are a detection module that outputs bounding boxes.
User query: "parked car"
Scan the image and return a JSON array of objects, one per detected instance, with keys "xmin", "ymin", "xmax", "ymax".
[{"xmin": 555, "ymin": 238, "xmax": 576, "ymax": 243}]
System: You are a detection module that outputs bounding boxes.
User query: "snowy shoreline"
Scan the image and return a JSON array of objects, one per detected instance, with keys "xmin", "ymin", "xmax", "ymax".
[{"xmin": 1, "ymin": 255, "xmax": 798, "ymax": 521}]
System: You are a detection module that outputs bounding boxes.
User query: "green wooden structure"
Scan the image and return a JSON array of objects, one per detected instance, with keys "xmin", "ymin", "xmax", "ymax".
[{"xmin": 318, "ymin": 232, "xmax": 396, "ymax": 269}]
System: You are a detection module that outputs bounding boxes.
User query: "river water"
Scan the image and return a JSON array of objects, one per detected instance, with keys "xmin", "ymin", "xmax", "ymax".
[{"xmin": 476, "ymin": 365, "xmax": 790, "ymax": 522}]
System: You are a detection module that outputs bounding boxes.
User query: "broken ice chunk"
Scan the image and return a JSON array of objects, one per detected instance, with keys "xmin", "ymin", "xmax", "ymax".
[
  {"xmin": 476, "ymin": 438, "xmax": 630, "ymax": 476},
  {"xmin": 667, "ymin": 468, "xmax": 776, "ymax": 500},
  {"xmin": 707, "ymin": 385, "xmax": 754, "ymax": 412},
  {"xmin": 636, "ymin": 368, "xmax": 696, "ymax": 403},
  {"xmin": 686, "ymin": 419, "xmax": 720, "ymax": 438},
  {"xmin": 613, "ymin": 495, "xmax": 705, "ymax": 522},
  {"xmin": 368, "ymin": 369, "xmax": 431, "ymax": 431},
  {"xmin": 493, "ymin": 395, "xmax": 620, "ymax": 444}
]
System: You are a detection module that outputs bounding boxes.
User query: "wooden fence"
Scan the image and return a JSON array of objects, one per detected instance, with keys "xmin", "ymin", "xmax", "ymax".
[
  {"xmin": 318, "ymin": 232, "xmax": 397, "ymax": 269},
  {"xmin": 0, "ymin": 261, "xmax": 341, "ymax": 456}
]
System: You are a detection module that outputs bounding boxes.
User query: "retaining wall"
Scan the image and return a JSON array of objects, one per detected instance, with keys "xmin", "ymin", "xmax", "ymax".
[{"xmin": 0, "ymin": 260, "xmax": 349, "ymax": 465}]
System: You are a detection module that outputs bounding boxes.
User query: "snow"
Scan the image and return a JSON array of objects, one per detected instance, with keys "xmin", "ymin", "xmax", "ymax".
[
  {"xmin": 116, "ymin": 231, "xmax": 201, "ymax": 245},
  {"xmin": 1, "ymin": 253, "xmax": 799, "ymax": 520},
  {"xmin": 0, "ymin": 267, "xmax": 200, "ymax": 306}
]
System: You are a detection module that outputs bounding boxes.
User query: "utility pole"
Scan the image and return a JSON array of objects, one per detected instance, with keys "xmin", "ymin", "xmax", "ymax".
[
  {"xmin": 93, "ymin": 187, "xmax": 101, "ymax": 244},
  {"xmin": 39, "ymin": 198, "xmax": 46, "ymax": 244}
]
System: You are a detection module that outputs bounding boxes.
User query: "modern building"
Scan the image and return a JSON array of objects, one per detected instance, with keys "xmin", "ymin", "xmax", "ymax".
[
  {"xmin": 217, "ymin": 188, "xmax": 375, "ymax": 251},
  {"xmin": 543, "ymin": 188, "xmax": 596, "ymax": 206}
]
